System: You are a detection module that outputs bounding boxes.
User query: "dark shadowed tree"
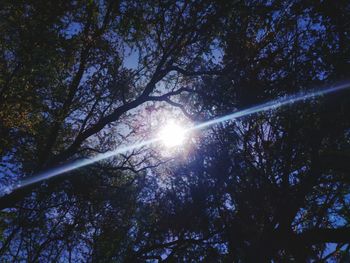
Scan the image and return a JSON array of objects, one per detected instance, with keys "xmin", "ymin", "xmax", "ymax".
[{"xmin": 0, "ymin": 0, "xmax": 349, "ymax": 262}]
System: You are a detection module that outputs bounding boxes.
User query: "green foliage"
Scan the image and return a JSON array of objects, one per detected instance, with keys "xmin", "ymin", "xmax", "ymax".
[{"xmin": 0, "ymin": 0, "xmax": 349, "ymax": 261}]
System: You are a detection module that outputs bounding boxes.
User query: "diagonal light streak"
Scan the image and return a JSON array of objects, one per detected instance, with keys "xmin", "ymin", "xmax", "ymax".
[
  {"xmin": 15, "ymin": 138, "xmax": 160, "ymax": 190},
  {"xmin": 7, "ymin": 82, "xmax": 350, "ymax": 193},
  {"xmin": 189, "ymin": 82, "xmax": 350, "ymax": 131}
]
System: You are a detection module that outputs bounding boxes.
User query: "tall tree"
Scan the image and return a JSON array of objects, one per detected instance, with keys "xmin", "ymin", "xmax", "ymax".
[{"xmin": 0, "ymin": 0, "xmax": 349, "ymax": 261}]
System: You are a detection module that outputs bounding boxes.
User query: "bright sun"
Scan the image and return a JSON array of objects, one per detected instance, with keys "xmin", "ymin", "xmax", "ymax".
[{"xmin": 158, "ymin": 121, "xmax": 186, "ymax": 148}]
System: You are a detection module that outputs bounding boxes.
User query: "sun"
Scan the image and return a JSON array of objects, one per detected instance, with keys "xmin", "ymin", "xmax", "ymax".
[{"xmin": 158, "ymin": 121, "xmax": 186, "ymax": 148}]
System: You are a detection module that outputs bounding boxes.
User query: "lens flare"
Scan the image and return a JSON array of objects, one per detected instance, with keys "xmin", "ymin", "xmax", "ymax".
[
  {"xmin": 16, "ymin": 138, "xmax": 159, "ymax": 190},
  {"xmin": 190, "ymin": 82, "xmax": 350, "ymax": 131},
  {"xmin": 4, "ymin": 81, "xmax": 350, "ymax": 194},
  {"xmin": 158, "ymin": 121, "xmax": 186, "ymax": 148}
]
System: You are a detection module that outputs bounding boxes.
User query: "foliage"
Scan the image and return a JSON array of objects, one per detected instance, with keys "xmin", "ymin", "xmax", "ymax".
[{"xmin": 0, "ymin": 0, "xmax": 349, "ymax": 261}]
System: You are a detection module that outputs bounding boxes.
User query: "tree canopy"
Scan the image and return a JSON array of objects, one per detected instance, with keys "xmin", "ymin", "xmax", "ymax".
[{"xmin": 0, "ymin": 0, "xmax": 349, "ymax": 262}]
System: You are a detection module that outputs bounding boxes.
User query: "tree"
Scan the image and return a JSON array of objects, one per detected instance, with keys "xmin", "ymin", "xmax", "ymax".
[
  {"xmin": 0, "ymin": 0, "xmax": 349, "ymax": 261},
  {"xmin": 0, "ymin": 0, "xmax": 227, "ymax": 260}
]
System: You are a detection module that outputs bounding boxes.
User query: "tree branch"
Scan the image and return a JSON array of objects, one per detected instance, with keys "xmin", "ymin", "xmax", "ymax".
[
  {"xmin": 168, "ymin": 65, "xmax": 223, "ymax": 76},
  {"xmin": 297, "ymin": 227, "xmax": 350, "ymax": 245}
]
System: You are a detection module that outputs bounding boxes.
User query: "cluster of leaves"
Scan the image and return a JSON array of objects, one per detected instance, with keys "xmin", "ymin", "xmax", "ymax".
[{"xmin": 0, "ymin": 0, "xmax": 349, "ymax": 262}]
